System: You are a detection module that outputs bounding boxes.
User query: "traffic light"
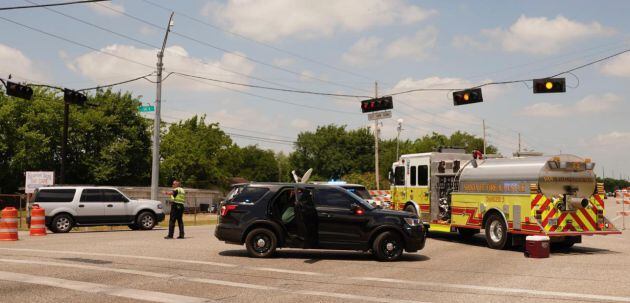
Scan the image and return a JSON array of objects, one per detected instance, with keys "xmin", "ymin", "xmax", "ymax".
[
  {"xmin": 64, "ymin": 89, "xmax": 87, "ymax": 106},
  {"xmin": 533, "ymin": 78, "xmax": 565, "ymax": 94},
  {"xmin": 5, "ymin": 81, "xmax": 33, "ymax": 100},
  {"xmin": 453, "ymin": 88, "xmax": 483, "ymax": 106},
  {"xmin": 361, "ymin": 96, "xmax": 393, "ymax": 113}
]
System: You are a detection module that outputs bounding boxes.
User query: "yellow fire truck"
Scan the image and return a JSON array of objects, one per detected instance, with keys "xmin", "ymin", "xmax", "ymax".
[{"xmin": 389, "ymin": 149, "xmax": 620, "ymax": 249}]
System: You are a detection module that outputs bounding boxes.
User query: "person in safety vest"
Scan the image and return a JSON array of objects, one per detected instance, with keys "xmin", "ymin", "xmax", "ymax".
[{"xmin": 164, "ymin": 180, "xmax": 186, "ymax": 239}]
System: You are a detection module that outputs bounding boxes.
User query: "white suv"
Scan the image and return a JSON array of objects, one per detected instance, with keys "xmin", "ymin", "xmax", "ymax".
[{"xmin": 31, "ymin": 186, "xmax": 165, "ymax": 233}]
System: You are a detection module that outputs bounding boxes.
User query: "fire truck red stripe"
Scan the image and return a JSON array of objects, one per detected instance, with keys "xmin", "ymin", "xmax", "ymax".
[
  {"xmin": 550, "ymin": 213, "xmax": 568, "ymax": 232},
  {"xmin": 594, "ymin": 195, "xmax": 605, "ymax": 208},
  {"xmin": 530, "ymin": 194, "xmax": 542, "ymax": 209},
  {"xmin": 538, "ymin": 198, "xmax": 551, "ymax": 212},
  {"xmin": 541, "ymin": 208, "xmax": 557, "ymax": 227},
  {"xmin": 578, "ymin": 208, "xmax": 597, "ymax": 230},
  {"xmin": 570, "ymin": 213, "xmax": 588, "ymax": 231},
  {"xmin": 563, "ymin": 223, "xmax": 576, "ymax": 232}
]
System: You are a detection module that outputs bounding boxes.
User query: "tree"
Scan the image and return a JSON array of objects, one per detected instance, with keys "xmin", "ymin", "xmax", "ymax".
[
  {"xmin": 290, "ymin": 125, "xmax": 373, "ymax": 180},
  {"xmin": 0, "ymin": 88, "xmax": 151, "ymax": 193},
  {"xmin": 160, "ymin": 115, "xmax": 234, "ymax": 189},
  {"xmin": 233, "ymin": 145, "xmax": 279, "ymax": 182}
]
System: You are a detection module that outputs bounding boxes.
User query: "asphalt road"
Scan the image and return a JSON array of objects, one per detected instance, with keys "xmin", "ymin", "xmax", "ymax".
[{"xmin": 1, "ymin": 198, "xmax": 629, "ymax": 303}]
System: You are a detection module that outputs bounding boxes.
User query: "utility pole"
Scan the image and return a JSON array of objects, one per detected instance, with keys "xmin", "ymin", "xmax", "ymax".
[
  {"xmin": 518, "ymin": 133, "xmax": 521, "ymax": 153},
  {"xmin": 151, "ymin": 12, "xmax": 174, "ymax": 201},
  {"xmin": 374, "ymin": 81, "xmax": 380, "ymax": 190},
  {"xmin": 60, "ymin": 102, "xmax": 69, "ymax": 184},
  {"xmin": 482, "ymin": 119, "xmax": 486, "ymax": 154},
  {"xmin": 396, "ymin": 118, "xmax": 403, "ymax": 160}
]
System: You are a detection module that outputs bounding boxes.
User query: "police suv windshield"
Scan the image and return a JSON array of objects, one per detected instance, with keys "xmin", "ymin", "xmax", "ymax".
[{"xmin": 345, "ymin": 189, "xmax": 375, "ymax": 210}]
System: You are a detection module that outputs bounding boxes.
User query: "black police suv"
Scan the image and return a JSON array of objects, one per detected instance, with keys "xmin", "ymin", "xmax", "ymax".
[{"xmin": 215, "ymin": 183, "xmax": 425, "ymax": 261}]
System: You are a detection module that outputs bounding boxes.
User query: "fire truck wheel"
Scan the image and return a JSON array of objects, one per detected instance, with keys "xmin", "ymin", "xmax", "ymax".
[
  {"xmin": 373, "ymin": 231, "xmax": 404, "ymax": 261},
  {"xmin": 485, "ymin": 213, "xmax": 510, "ymax": 249}
]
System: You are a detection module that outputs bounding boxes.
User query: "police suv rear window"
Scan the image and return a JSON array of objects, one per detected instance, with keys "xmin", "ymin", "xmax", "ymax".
[
  {"xmin": 226, "ymin": 187, "xmax": 269, "ymax": 203},
  {"xmin": 35, "ymin": 189, "xmax": 76, "ymax": 202}
]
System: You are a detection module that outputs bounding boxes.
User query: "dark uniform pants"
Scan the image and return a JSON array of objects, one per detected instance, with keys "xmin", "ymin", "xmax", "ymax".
[{"xmin": 168, "ymin": 202, "xmax": 185, "ymax": 237}]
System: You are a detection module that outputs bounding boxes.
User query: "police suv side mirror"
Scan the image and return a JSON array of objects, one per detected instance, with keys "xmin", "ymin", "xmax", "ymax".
[{"xmin": 350, "ymin": 203, "xmax": 364, "ymax": 215}]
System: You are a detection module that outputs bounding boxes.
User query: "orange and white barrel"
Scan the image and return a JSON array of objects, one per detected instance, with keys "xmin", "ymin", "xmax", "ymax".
[
  {"xmin": 29, "ymin": 205, "xmax": 46, "ymax": 236},
  {"xmin": 0, "ymin": 207, "xmax": 19, "ymax": 241}
]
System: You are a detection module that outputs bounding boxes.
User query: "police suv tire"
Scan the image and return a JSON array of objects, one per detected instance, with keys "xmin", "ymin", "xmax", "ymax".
[
  {"xmin": 245, "ymin": 228, "xmax": 277, "ymax": 258},
  {"xmin": 137, "ymin": 212, "xmax": 156, "ymax": 230},
  {"xmin": 485, "ymin": 213, "xmax": 510, "ymax": 250},
  {"xmin": 51, "ymin": 214, "xmax": 74, "ymax": 233},
  {"xmin": 373, "ymin": 231, "xmax": 404, "ymax": 262}
]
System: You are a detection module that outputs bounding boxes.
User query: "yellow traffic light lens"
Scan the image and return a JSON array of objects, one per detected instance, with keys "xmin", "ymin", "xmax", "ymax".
[
  {"xmin": 463, "ymin": 93, "xmax": 470, "ymax": 101},
  {"xmin": 545, "ymin": 81, "xmax": 553, "ymax": 90}
]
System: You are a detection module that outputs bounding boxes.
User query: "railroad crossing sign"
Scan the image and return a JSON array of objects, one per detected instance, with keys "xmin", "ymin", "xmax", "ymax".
[
  {"xmin": 367, "ymin": 110, "xmax": 392, "ymax": 121},
  {"xmin": 138, "ymin": 105, "xmax": 155, "ymax": 112}
]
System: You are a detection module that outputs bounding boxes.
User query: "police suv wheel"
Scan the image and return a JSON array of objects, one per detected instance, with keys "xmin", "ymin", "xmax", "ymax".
[
  {"xmin": 245, "ymin": 228, "xmax": 277, "ymax": 258},
  {"xmin": 137, "ymin": 212, "xmax": 156, "ymax": 230},
  {"xmin": 51, "ymin": 214, "xmax": 74, "ymax": 233},
  {"xmin": 485, "ymin": 213, "xmax": 510, "ymax": 249},
  {"xmin": 373, "ymin": 231, "xmax": 404, "ymax": 261}
]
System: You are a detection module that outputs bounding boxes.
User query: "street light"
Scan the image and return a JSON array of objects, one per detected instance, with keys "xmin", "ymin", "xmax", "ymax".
[{"xmin": 396, "ymin": 118, "xmax": 403, "ymax": 160}]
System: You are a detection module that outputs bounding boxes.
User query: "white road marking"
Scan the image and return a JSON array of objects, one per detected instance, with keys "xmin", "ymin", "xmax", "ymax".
[
  {"xmin": 0, "ymin": 258, "xmax": 427, "ymax": 303},
  {"xmin": 248, "ymin": 266, "xmax": 324, "ymax": 276},
  {"xmin": 355, "ymin": 277, "xmax": 630, "ymax": 302},
  {"xmin": 0, "ymin": 271, "xmax": 214, "ymax": 303}
]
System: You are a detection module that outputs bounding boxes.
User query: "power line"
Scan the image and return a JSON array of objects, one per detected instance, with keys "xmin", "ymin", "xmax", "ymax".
[
  {"xmin": 170, "ymin": 72, "xmax": 370, "ymax": 98},
  {"xmin": 0, "ymin": 0, "xmax": 108, "ymax": 11},
  {"xmin": 0, "ymin": 16, "xmax": 154, "ymax": 70},
  {"xmin": 139, "ymin": 0, "xmax": 373, "ymax": 81},
  {"xmin": 77, "ymin": 73, "xmax": 155, "ymax": 91},
  {"xmin": 94, "ymin": 2, "xmax": 372, "ymax": 94}
]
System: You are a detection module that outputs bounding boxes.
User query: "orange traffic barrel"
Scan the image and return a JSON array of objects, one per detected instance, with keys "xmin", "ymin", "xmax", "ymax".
[
  {"xmin": 0, "ymin": 207, "xmax": 19, "ymax": 241},
  {"xmin": 30, "ymin": 205, "xmax": 46, "ymax": 236}
]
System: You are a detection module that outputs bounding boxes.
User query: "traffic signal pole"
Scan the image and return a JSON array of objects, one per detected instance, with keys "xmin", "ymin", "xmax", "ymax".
[
  {"xmin": 150, "ymin": 12, "xmax": 174, "ymax": 201},
  {"xmin": 374, "ymin": 81, "xmax": 380, "ymax": 190}
]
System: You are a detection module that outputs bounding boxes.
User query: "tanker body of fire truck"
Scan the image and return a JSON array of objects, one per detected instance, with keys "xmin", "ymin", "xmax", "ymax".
[{"xmin": 389, "ymin": 149, "xmax": 620, "ymax": 249}]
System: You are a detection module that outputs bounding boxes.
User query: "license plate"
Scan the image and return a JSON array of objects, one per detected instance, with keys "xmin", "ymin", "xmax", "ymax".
[{"xmin": 549, "ymin": 218, "xmax": 558, "ymax": 226}]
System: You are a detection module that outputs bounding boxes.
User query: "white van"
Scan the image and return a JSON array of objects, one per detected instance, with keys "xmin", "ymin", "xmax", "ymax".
[{"xmin": 31, "ymin": 186, "xmax": 165, "ymax": 233}]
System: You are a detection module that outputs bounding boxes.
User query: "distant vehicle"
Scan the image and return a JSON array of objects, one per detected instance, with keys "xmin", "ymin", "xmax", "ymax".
[
  {"xmin": 30, "ymin": 186, "xmax": 165, "ymax": 233},
  {"xmin": 214, "ymin": 182, "xmax": 425, "ymax": 261}
]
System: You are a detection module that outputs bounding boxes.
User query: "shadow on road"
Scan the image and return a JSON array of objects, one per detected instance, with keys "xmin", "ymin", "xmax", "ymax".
[{"xmin": 219, "ymin": 249, "xmax": 430, "ymax": 262}]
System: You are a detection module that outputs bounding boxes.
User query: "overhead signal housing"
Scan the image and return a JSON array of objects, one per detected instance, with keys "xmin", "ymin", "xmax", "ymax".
[
  {"xmin": 5, "ymin": 81, "xmax": 33, "ymax": 100},
  {"xmin": 361, "ymin": 96, "xmax": 393, "ymax": 113},
  {"xmin": 533, "ymin": 78, "xmax": 566, "ymax": 94},
  {"xmin": 64, "ymin": 89, "xmax": 87, "ymax": 106},
  {"xmin": 453, "ymin": 88, "xmax": 483, "ymax": 106}
]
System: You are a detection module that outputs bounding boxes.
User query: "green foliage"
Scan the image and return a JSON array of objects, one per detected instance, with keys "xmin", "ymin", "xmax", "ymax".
[
  {"xmin": 290, "ymin": 125, "xmax": 373, "ymax": 180},
  {"xmin": 597, "ymin": 177, "xmax": 630, "ymax": 192},
  {"xmin": 0, "ymin": 88, "xmax": 151, "ymax": 193}
]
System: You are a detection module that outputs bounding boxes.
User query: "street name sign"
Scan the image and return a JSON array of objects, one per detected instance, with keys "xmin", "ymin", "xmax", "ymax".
[
  {"xmin": 138, "ymin": 105, "xmax": 155, "ymax": 112},
  {"xmin": 368, "ymin": 110, "xmax": 392, "ymax": 121}
]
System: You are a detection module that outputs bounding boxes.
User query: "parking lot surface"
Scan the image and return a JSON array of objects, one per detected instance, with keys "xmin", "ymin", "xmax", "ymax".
[{"xmin": 1, "ymin": 198, "xmax": 629, "ymax": 303}]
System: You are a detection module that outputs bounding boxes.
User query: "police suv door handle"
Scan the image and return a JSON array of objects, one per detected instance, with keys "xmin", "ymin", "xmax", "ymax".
[{"xmin": 320, "ymin": 212, "xmax": 332, "ymax": 218}]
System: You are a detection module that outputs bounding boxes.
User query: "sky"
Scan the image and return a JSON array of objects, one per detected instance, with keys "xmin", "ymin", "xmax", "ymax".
[{"xmin": 1, "ymin": 0, "xmax": 629, "ymax": 179}]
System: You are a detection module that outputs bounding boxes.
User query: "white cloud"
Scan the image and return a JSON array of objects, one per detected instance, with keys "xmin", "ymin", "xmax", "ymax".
[
  {"xmin": 595, "ymin": 131, "xmax": 630, "ymax": 145},
  {"xmin": 0, "ymin": 44, "xmax": 46, "ymax": 82},
  {"xmin": 600, "ymin": 52, "xmax": 630, "ymax": 77},
  {"xmin": 139, "ymin": 25, "xmax": 157, "ymax": 36},
  {"xmin": 519, "ymin": 93, "xmax": 622, "ymax": 117},
  {"xmin": 88, "ymin": 2, "xmax": 125, "ymax": 17},
  {"xmin": 385, "ymin": 27, "xmax": 438, "ymax": 60},
  {"xmin": 341, "ymin": 36, "xmax": 382, "ymax": 66},
  {"xmin": 290, "ymin": 118, "xmax": 311, "ymax": 130},
  {"xmin": 68, "ymin": 44, "xmax": 255, "ymax": 92},
  {"xmin": 203, "ymin": 0, "xmax": 436, "ymax": 42},
  {"xmin": 454, "ymin": 15, "xmax": 614, "ymax": 55}
]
